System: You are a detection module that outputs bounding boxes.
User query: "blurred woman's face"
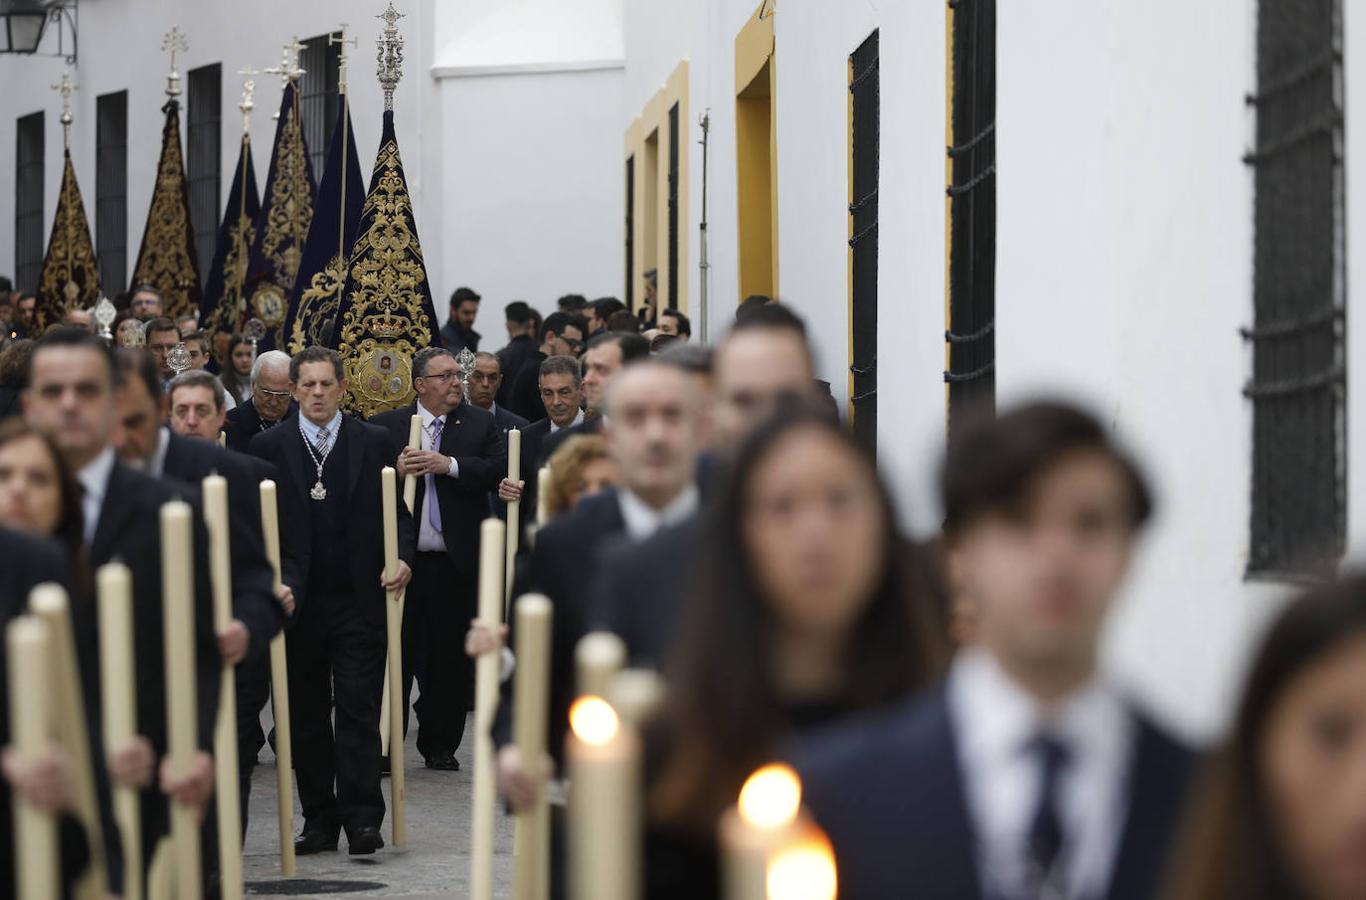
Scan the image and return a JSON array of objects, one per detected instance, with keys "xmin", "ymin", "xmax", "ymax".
[
  {"xmin": 0, "ymin": 435, "xmax": 63, "ymax": 537},
  {"xmin": 1263, "ymin": 631, "xmax": 1366, "ymax": 900},
  {"xmin": 232, "ymin": 342, "xmax": 254, "ymax": 376},
  {"xmin": 572, "ymin": 457, "xmax": 619, "ymax": 508},
  {"xmin": 743, "ymin": 428, "xmax": 884, "ymax": 637}
]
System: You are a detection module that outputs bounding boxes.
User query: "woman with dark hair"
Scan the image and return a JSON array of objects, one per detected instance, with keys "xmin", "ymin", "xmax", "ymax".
[
  {"xmin": 0, "ymin": 418, "xmax": 85, "ymax": 567},
  {"xmin": 220, "ymin": 333, "xmax": 253, "ymax": 404},
  {"xmin": 641, "ymin": 406, "xmax": 947, "ymax": 897},
  {"xmin": 1166, "ymin": 573, "xmax": 1366, "ymax": 900},
  {"xmin": 0, "ymin": 339, "xmax": 32, "ymax": 421}
]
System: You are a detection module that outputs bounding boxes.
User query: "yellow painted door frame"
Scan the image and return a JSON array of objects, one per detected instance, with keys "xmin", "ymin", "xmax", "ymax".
[{"xmin": 735, "ymin": 1, "xmax": 778, "ymax": 303}]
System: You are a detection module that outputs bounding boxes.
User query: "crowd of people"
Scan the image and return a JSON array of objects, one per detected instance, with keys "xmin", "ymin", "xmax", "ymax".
[{"xmin": 0, "ymin": 275, "xmax": 1364, "ymax": 900}]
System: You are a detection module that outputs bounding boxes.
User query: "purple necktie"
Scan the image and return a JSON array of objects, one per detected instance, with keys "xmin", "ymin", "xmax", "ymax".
[{"xmin": 426, "ymin": 418, "xmax": 443, "ymax": 532}]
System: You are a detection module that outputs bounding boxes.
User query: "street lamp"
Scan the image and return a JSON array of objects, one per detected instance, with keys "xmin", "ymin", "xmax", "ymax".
[{"xmin": 1, "ymin": 0, "xmax": 48, "ymax": 54}]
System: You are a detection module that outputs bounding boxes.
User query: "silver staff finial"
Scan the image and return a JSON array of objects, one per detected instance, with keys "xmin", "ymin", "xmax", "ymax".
[
  {"xmin": 263, "ymin": 38, "xmax": 307, "ymax": 120},
  {"xmin": 376, "ymin": 3, "xmax": 406, "ymax": 112},
  {"xmin": 51, "ymin": 70, "xmax": 76, "ymax": 147},
  {"xmin": 161, "ymin": 25, "xmax": 189, "ymax": 99},
  {"xmin": 237, "ymin": 67, "xmax": 260, "ymax": 136},
  {"xmin": 332, "ymin": 25, "xmax": 360, "ymax": 96}
]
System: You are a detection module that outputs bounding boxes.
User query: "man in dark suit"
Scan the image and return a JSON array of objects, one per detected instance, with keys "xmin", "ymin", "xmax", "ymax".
[
  {"xmin": 494, "ymin": 301, "xmax": 539, "ymax": 411},
  {"xmin": 494, "ymin": 358, "xmax": 705, "ymax": 812},
  {"xmin": 439, "ymin": 287, "xmax": 482, "ymax": 354},
  {"xmin": 792, "ymin": 402, "xmax": 1196, "ymax": 900},
  {"xmin": 114, "ymin": 354, "xmax": 289, "ymax": 850},
  {"xmin": 499, "ymin": 355, "xmax": 584, "ymax": 528},
  {"xmin": 505, "ymin": 312, "xmax": 586, "ymax": 422},
  {"xmin": 371, "ymin": 347, "xmax": 504, "ymax": 770},
  {"xmin": 223, "ymin": 350, "xmax": 295, "ymax": 453},
  {"xmin": 466, "ymin": 351, "xmax": 528, "ymax": 520},
  {"xmin": 22, "ymin": 328, "xmax": 220, "ymax": 879},
  {"xmin": 249, "ymin": 346, "xmax": 414, "ymax": 857},
  {"xmin": 535, "ymin": 331, "xmax": 649, "ymax": 466}
]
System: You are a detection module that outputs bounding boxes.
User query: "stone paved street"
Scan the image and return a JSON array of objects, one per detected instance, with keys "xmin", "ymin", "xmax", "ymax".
[{"xmin": 240, "ymin": 712, "xmax": 515, "ymax": 899}]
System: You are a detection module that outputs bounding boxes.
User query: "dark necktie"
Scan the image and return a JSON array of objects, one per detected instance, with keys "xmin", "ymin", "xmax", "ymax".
[
  {"xmin": 315, "ymin": 425, "xmax": 331, "ymax": 455},
  {"xmin": 1027, "ymin": 733, "xmax": 1071, "ymax": 890},
  {"xmin": 426, "ymin": 419, "xmax": 443, "ymax": 532}
]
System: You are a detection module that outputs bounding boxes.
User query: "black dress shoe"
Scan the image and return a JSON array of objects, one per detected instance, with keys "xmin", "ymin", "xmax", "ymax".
[
  {"xmin": 424, "ymin": 752, "xmax": 460, "ymax": 771},
  {"xmin": 348, "ymin": 825, "xmax": 385, "ymax": 855},
  {"xmin": 294, "ymin": 827, "xmax": 339, "ymax": 855}
]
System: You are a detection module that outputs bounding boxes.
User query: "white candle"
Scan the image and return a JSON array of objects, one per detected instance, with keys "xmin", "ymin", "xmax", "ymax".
[
  {"xmin": 536, "ymin": 464, "xmax": 552, "ymax": 526},
  {"xmin": 202, "ymin": 475, "xmax": 243, "ymax": 900},
  {"xmin": 766, "ymin": 831, "xmax": 838, "ymax": 900},
  {"xmin": 7, "ymin": 616, "xmax": 58, "ymax": 900},
  {"xmin": 575, "ymin": 632, "xmax": 626, "ymax": 699},
  {"xmin": 469, "ymin": 517, "xmax": 506, "ymax": 900},
  {"xmin": 505, "ymin": 428, "xmax": 522, "ymax": 604},
  {"xmin": 381, "ymin": 466, "xmax": 407, "ymax": 847},
  {"xmin": 402, "ymin": 413, "xmax": 422, "ymax": 513},
  {"xmin": 97, "ymin": 563, "xmax": 143, "ymax": 899},
  {"xmin": 29, "ymin": 584, "xmax": 109, "ymax": 895},
  {"xmin": 512, "ymin": 593, "xmax": 553, "ymax": 900},
  {"xmin": 607, "ymin": 669, "xmax": 666, "ymax": 728},
  {"xmin": 160, "ymin": 499, "xmax": 202, "ymax": 900},
  {"xmin": 719, "ymin": 764, "xmax": 804, "ymax": 900},
  {"xmin": 567, "ymin": 696, "xmax": 640, "ymax": 900},
  {"xmin": 258, "ymin": 480, "xmax": 295, "ymax": 876}
]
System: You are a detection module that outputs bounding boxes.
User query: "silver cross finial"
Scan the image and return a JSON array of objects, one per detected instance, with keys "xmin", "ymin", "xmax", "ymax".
[
  {"xmin": 162, "ymin": 26, "xmax": 189, "ymax": 99},
  {"xmin": 237, "ymin": 67, "xmax": 260, "ymax": 136},
  {"xmin": 332, "ymin": 25, "xmax": 360, "ymax": 95},
  {"xmin": 376, "ymin": 3, "xmax": 406, "ymax": 112},
  {"xmin": 51, "ymin": 70, "xmax": 76, "ymax": 144}
]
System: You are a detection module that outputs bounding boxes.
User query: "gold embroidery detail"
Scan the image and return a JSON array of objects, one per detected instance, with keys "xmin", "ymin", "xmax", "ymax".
[
  {"xmin": 203, "ymin": 210, "xmax": 256, "ymax": 337},
  {"xmin": 289, "ymin": 253, "xmax": 348, "ymax": 353},
  {"xmin": 36, "ymin": 153, "xmax": 100, "ymax": 332},
  {"xmin": 251, "ymin": 95, "xmax": 314, "ymax": 345},
  {"xmin": 130, "ymin": 103, "xmax": 201, "ymax": 320},
  {"xmin": 338, "ymin": 138, "xmax": 436, "ymax": 418}
]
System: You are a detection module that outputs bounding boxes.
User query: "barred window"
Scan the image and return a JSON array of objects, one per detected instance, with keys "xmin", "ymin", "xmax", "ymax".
[
  {"xmin": 1243, "ymin": 0, "xmax": 1346, "ymax": 577},
  {"xmin": 299, "ymin": 33, "xmax": 341, "ymax": 186},
  {"xmin": 849, "ymin": 30, "xmax": 879, "ymax": 455},
  {"xmin": 14, "ymin": 111, "xmax": 45, "ymax": 295},
  {"xmin": 625, "ymin": 154, "xmax": 635, "ymax": 308},
  {"xmin": 667, "ymin": 102, "xmax": 680, "ymax": 311},
  {"xmin": 945, "ymin": 0, "xmax": 996, "ymax": 431},
  {"xmin": 96, "ymin": 91, "xmax": 128, "ymax": 293},
  {"xmin": 188, "ymin": 64, "xmax": 222, "ymax": 280}
]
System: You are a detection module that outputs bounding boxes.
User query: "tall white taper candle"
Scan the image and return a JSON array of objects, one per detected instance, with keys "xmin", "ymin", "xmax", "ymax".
[
  {"xmin": 382, "ymin": 414, "xmax": 424, "ymax": 757},
  {"xmin": 202, "ymin": 475, "xmax": 243, "ymax": 900},
  {"xmin": 505, "ymin": 428, "xmax": 522, "ymax": 605},
  {"xmin": 512, "ymin": 593, "xmax": 553, "ymax": 900},
  {"xmin": 97, "ymin": 563, "xmax": 142, "ymax": 900},
  {"xmin": 259, "ymin": 480, "xmax": 295, "ymax": 876},
  {"xmin": 382, "ymin": 466, "xmax": 407, "ymax": 846},
  {"xmin": 567, "ymin": 696, "xmax": 640, "ymax": 900},
  {"xmin": 8, "ymin": 616, "xmax": 58, "ymax": 900},
  {"xmin": 160, "ymin": 500, "xmax": 201, "ymax": 900},
  {"xmin": 469, "ymin": 518, "xmax": 506, "ymax": 900}
]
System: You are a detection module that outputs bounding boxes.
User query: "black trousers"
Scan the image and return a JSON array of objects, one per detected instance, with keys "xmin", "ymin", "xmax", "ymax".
[
  {"xmin": 401, "ymin": 552, "xmax": 476, "ymax": 758},
  {"xmin": 288, "ymin": 586, "xmax": 386, "ymax": 834}
]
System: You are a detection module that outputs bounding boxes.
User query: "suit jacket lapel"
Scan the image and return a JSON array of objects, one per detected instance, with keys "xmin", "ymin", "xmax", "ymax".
[
  {"xmin": 284, "ymin": 424, "xmax": 313, "ymax": 503},
  {"xmin": 919, "ymin": 691, "xmax": 986, "ymax": 900},
  {"xmin": 90, "ymin": 465, "xmax": 138, "ymax": 565}
]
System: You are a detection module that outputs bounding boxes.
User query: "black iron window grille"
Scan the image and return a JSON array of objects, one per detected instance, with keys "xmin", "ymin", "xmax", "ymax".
[
  {"xmin": 96, "ymin": 90, "xmax": 128, "ymax": 294},
  {"xmin": 14, "ymin": 110, "xmax": 45, "ymax": 294},
  {"xmin": 299, "ymin": 33, "xmax": 341, "ymax": 187},
  {"xmin": 625, "ymin": 154, "xmax": 635, "ymax": 308},
  {"xmin": 1243, "ymin": 0, "xmax": 1346, "ymax": 578},
  {"xmin": 849, "ymin": 29, "xmax": 879, "ymax": 455},
  {"xmin": 188, "ymin": 63, "xmax": 222, "ymax": 281},
  {"xmin": 945, "ymin": 0, "xmax": 996, "ymax": 431}
]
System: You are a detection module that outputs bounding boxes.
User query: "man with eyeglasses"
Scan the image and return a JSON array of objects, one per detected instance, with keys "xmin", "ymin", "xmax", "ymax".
[
  {"xmin": 504, "ymin": 312, "xmax": 586, "ymax": 422},
  {"xmin": 371, "ymin": 347, "xmax": 505, "ymax": 773},
  {"xmin": 223, "ymin": 350, "xmax": 296, "ymax": 453}
]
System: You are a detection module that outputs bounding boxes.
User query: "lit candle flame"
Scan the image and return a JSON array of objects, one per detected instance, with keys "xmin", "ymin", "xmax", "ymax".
[
  {"xmin": 766, "ymin": 831, "xmax": 837, "ymax": 900},
  {"xmin": 569, "ymin": 695, "xmax": 620, "ymax": 746},
  {"xmin": 737, "ymin": 763, "xmax": 802, "ymax": 831}
]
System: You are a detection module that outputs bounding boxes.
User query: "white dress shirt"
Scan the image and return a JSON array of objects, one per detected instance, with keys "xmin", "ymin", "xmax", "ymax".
[
  {"xmin": 617, "ymin": 484, "xmax": 699, "ymax": 543},
  {"xmin": 76, "ymin": 446, "xmax": 117, "ymax": 546},
  {"xmin": 550, "ymin": 409, "xmax": 584, "ymax": 434},
  {"xmin": 149, "ymin": 426, "xmax": 171, "ymax": 478},
  {"xmin": 415, "ymin": 400, "xmax": 461, "ymax": 552},
  {"xmin": 947, "ymin": 648, "xmax": 1133, "ymax": 900},
  {"xmin": 298, "ymin": 410, "xmax": 343, "ymax": 454}
]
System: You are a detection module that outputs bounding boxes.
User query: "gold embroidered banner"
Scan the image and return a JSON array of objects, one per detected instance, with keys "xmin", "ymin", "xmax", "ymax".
[
  {"xmin": 334, "ymin": 111, "xmax": 441, "ymax": 419},
  {"xmin": 200, "ymin": 133, "xmax": 260, "ymax": 344},
  {"xmin": 129, "ymin": 99, "xmax": 203, "ymax": 320},
  {"xmin": 242, "ymin": 80, "xmax": 315, "ymax": 351},
  {"xmin": 34, "ymin": 149, "xmax": 101, "ymax": 333}
]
